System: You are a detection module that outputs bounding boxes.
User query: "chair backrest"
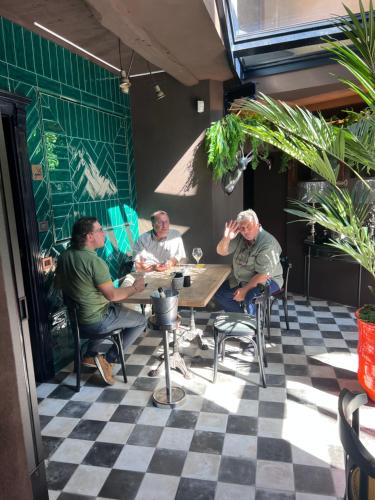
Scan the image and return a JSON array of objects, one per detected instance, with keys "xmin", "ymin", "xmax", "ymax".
[
  {"xmin": 280, "ymin": 256, "xmax": 292, "ymax": 293},
  {"xmin": 338, "ymin": 389, "xmax": 375, "ymax": 500},
  {"xmin": 62, "ymin": 294, "xmax": 80, "ymax": 340}
]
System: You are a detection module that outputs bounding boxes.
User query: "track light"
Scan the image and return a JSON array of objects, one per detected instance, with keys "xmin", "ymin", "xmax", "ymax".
[
  {"xmin": 118, "ymin": 40, "xmax": 134, "ymax": 94},
  {"xmin": 154, "ymin": 84, "xmax": 165, "ymax": 100},
  {"xmin": 120, "ymin": 70, "xmax": 131, "ymax": 94},
  {"xmin": 147, "ymin": 61, "xmax": 166, "ymax": 101}
]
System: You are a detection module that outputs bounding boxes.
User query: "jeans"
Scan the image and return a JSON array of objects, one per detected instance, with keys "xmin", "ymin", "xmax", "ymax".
[
  {"xmin": 214, "ymin": 279, "xmax": 280, "ymax": 316},
  {"xmin": 79, "ymin": 303, "xmax": 147, "ymax": 363}
]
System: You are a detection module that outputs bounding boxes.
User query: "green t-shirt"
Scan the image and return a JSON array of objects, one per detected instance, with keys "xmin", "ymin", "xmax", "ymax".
[
  {"xmin": 227, "ymin": 228, "xmax": 283, "ymax": 288},
  {"xmin": 55, "ymin": 247, "xmax": 112, "ymax": 324}
]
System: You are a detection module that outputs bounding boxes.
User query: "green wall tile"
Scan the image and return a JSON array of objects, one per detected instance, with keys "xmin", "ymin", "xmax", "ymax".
[
  {"xmin": 23, "ymin": 30, "xmax": 36, "ymax": 73},
  {"xmin": 56, "ymin": 45, "xmax": 67, "ymax": 84},
  {"xmin": 42, "ymin": 39, "xmax": 52, "ymax": 77},
  {"xmin": 0, "ymin": 19, "xmax": 6, "ymax": 62},
  {"xmin": 37, "ymin": 74, "xmax": 61, "ymax": 95},
  {"xmin": 3, "ymin": 19, "xmax": 16, "ymax": 65},
  {"xmin": 8, "ymin": 64, "xmax": 37, "ymax": 86},
  {"xmin": 33, "ymin": 35, "xmax": 44, "ymax": 76},
  {"xmin": 13, "ymin": 23, "xmax": 26, "ymax": 69},
  {"xmin": 0, "ymin": 17, "xmax": 137, "ymax": 372}
]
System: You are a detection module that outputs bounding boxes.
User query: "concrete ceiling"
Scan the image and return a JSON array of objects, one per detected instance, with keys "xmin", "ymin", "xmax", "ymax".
[{"xmin": 0, "ymin": 0, "xmax": 233, "ymax": 85}]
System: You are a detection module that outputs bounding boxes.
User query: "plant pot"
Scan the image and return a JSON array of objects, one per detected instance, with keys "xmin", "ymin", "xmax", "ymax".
[{"xmin": 356, "ymin": 309, "xmax": 375, "ymax": 401}]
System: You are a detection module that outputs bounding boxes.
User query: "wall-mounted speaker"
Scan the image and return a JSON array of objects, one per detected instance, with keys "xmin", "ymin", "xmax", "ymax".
[{"xmin": 224, "ymin": 82, "xmax": 256, "ymax": 113}]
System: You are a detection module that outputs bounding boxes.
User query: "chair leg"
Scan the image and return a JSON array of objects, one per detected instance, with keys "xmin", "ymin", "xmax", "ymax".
[
  {"xmin": 262, "ymin": 330, "xmax": 268, "ymax": 368},
  {"xmin": 73, "ymin": 335, "xmax": 81, "ymax": 392},
  {"xmin": 266, "ymin": 298, "xmax": 271, "ymax": 340},
  {"xmin": 213, "ymin": 329, "xmax": 218, "ymax": 383},
  {"xmin": 283, "ymin": 297, "xmax": 290, "ymax": 330},
  {"xmin": 113, "ymin": 333, "xmax": 127, "ymax": 384},
  {"xmin": 257, "ymin": 332, "xmax": 267, "ymax": 388}
]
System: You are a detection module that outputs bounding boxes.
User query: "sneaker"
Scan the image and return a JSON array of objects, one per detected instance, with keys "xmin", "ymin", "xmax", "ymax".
[
  {"xmin": 94, "ymin": 355, "xmax": 114, "ymax": 385},
  {"xmin": 82, "ymin": 356, "xmax": 96, "ymax": 368}
]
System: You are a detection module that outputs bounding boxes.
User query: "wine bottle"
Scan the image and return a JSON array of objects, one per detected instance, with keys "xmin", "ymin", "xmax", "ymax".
[{"xmin": 158, "ymin": 287, "xmax": 166, "ymax": 298}]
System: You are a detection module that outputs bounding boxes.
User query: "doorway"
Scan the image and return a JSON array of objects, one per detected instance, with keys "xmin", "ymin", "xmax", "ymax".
[
  {"xmin": 0, "ymin": 90, "xmax": 54, "ymax": 381},
  {"xmin": 0, "ymin": 92, "xmax": 48, "ymax": 498}
]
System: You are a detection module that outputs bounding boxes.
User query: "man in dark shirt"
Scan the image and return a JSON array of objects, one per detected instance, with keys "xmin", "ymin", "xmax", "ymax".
[{"xmin": 55, "ymin": 217, "xmax": 147, "ymax": 385}]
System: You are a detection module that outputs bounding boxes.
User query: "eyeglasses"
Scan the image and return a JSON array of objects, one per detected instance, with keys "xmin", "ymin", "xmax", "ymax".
[{"xmin": 91, "ymin": 227, "xmax": 104, "ymax": 234}]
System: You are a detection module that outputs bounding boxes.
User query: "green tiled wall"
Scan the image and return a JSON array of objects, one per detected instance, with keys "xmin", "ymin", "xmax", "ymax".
[{"xmin": 0, "ymin": 17, "xmax": 139, "ymax": 370}]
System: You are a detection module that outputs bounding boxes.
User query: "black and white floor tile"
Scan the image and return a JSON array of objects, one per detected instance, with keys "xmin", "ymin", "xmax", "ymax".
[{"xmin": 37, "ymin": 294, "xmax": 375, "ymax": 500}]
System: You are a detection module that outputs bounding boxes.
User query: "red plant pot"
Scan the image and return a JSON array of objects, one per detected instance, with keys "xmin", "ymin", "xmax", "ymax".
[{"xmin": 356, "ymin": 309, "xmax": 375, "ymax": 401}]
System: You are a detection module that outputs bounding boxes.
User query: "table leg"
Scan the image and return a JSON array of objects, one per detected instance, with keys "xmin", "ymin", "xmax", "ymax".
[
  {"xmin": 305, "ymin": 251, "xmax": 311, "ymax": 306},
  {"xmin": 152, "ymin": 327, "xmax": 186, "ymax": 409},
  {"xmin": 148, "ymin": 326, "xmax": 192, "ymax": 379},
  {"xmin": 182, "ymin": 307, "xmax": 208, "ymax": 350}
]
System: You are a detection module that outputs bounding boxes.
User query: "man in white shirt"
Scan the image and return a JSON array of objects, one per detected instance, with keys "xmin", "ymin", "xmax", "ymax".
[{"xmin": 134, "ymin": 210, "xmax": 186, "ymax": 272}]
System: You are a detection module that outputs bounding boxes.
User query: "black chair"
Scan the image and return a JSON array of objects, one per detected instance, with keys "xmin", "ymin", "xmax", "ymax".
[
  {"xmin": 338, "ymin": 389, "xmax": 375, "ymax": 500},
  {"xmin": 212, "ymin": 285, "xmax": 269, "ymax": 388},
  {"xmin": 63, "ymin": 295, "xmax": 127, "ymax": 392},
  {"xmin": 267, "ymin": 256, "xmax": 292, "ymax": 335}
]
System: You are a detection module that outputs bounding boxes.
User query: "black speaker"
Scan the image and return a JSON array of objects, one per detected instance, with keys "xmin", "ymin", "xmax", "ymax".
[{"xmin": 224, "ymin": 82, "xmax": 256, "ymax": 113}]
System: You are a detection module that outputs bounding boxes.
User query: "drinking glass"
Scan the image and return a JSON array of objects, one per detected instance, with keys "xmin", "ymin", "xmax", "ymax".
[{"xmin": 192, "ymin": 247, "xmax": 203, "ymax": 265}]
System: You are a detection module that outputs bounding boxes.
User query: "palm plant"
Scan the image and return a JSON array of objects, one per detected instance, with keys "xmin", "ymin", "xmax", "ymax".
[{"xmin": 232, "ymin": 1, "xmax": 375, "ymax": 296}]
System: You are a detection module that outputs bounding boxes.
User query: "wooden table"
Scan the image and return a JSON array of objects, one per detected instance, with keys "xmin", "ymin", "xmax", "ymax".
[
  {"xmin": 123, "ymin": 264, "xmax": 231, "ymax": 308},
  {"xmin": 123, "ymin": 263, "xmax": 230, "ymax": 360}
]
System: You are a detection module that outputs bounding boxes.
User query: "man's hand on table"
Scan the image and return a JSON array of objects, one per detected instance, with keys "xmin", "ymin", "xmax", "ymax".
[
  {"xmin": 154, "ymin": 262, "xmax": 169, "ymax": 272},
  {"xmin": 154, "ymin": 258, "xmax": 177, "ymax": 272},
  {"xmin": 131, "ymin": 277, "xmax": 146, "ymax": 294}
]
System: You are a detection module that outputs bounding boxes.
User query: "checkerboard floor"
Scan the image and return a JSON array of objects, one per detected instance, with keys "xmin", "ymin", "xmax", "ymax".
[{"xmin": 38, "ymin": 294, "xmax": 375, "ymax": 500}]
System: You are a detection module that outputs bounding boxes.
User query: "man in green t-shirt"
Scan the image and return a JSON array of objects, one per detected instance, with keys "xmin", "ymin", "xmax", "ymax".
[
  {"xmin": 55, "ymin": 217, "xmax": 147, "ymax": 385},
  {"xmin": 215, "ymin": 209, "xmax": 283, "ymax": 316}
]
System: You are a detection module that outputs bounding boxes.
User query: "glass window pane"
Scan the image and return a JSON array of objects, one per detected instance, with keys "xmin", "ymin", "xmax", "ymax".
[{"xmin": 229, "ymin": 0, "xmax": 371, "ymax": 39}]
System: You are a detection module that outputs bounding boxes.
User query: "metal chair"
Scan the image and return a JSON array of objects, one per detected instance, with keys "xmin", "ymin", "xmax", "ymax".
[
  {"xmin": 267, "ymin": 256, "xmax": 292, "ymax": 336},
  {"xmin": 212, "ymin": 285, "xmax": 269, "ymax": 388},
  {"xmin": 338, "ymin": 389, "xmax": 375, "ymax": 500},
  {"xmin": 63, "ymin": 295, "xmax": 127, "ymax": 392}
]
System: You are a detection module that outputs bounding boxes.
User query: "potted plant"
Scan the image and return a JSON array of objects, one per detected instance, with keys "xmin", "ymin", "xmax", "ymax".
[{"xmin": 231, "ymin": 1, "xmax": 375, "ymax": 397}]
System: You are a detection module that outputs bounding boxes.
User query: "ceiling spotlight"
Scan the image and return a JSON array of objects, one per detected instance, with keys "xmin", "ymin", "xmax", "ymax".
[
  {"xmin": 118, "ymin": 39, "xmax": 134, "ymax": 95},
  {"xmin": 120, "ymin": 70, "xmax": 131, "ymax": 94},
  {"xmin": 154, "ymin": 84, "xmax": 165, "ymax": 100},
  {"xmin": 147, "ymin": 61, "xmax": 166, "ymax": 101}
]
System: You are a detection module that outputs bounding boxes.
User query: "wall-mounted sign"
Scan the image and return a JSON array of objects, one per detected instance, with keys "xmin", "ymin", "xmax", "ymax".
[
  {"xmin": 38, "ymin": 220, "xmax": 49, "ymax": 232},
  {"xmin": 41, "ymin": 256, "xmax": 53, "ymax": 273},
  {"xmin": 32, "ymin": 164, "xmax": 43, "ymax": 181}
]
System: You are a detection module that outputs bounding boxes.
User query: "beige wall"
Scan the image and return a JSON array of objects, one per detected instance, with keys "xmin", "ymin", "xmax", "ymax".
[{"xmin": 131, "ymin": 75, "xmax": 243, "ymax": 264}]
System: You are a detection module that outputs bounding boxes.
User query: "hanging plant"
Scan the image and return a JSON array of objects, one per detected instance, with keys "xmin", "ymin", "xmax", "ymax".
[
  {"xmin": 205, "ymin": 113, "xmax": 276, "ymax": 181},
  {"xmin": 205, "ymin": 114, "xmax": 245, "ymax": 180}
]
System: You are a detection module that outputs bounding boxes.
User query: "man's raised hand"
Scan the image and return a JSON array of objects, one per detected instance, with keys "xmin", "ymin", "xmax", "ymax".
[{"xmin": 224, "ymin": 220, "xmax": 239, "ymax": 240}]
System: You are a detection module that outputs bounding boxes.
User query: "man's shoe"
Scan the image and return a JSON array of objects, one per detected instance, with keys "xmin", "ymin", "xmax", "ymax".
[
  {"xmin": 82, "ymin": 356, "xmax": 96, "ymax": 368},
  {"xmin": 94, "ymin": 355, "xmax": 114, "ymax": 385}
]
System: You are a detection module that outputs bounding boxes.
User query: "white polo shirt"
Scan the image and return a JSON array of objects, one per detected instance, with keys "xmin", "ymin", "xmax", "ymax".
[{"xmin": 133, "ymin": 229, "xmax": 186, "ymax": 265}]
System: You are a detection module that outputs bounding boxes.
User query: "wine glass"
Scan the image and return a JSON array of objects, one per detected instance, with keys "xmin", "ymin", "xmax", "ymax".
[{"xmin": 192, "ymin": 247, "xmax": 203, "ymax": 266}]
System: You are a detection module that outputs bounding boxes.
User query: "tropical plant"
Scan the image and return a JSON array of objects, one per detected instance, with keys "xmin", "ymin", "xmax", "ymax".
[
  {"xmin": 205, "ymin": 113, "xmax": 272, "ymax": 181},
  {"xmin": 232, "ymin": 0, "xmax": 375, "ymax": 305}
]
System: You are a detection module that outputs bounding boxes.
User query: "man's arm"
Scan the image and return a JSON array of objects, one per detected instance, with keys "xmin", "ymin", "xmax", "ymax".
[{"xmin": 97, "ymin": 277, "xmax": 145, "ymax": 302}]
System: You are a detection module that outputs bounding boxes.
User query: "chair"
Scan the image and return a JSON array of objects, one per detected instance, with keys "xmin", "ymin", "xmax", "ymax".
[
  {"xmin": 267, "ymin": 256, "xmax": 292, "ymax": 335},
  {"xmin": 212, "ymin": 285, "xmax": 269, "ymax": 387},
  {"xmin": 63, "ymin": 295, "xmax": 127, "ymax": 392},
  {"xmin": 338, "ymin": 389, "xmax": 375, "ymax": 500}
]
